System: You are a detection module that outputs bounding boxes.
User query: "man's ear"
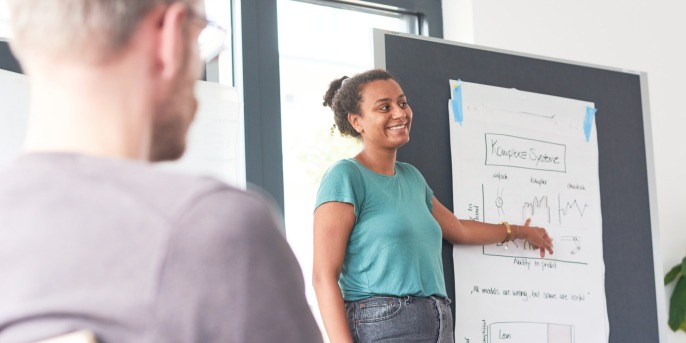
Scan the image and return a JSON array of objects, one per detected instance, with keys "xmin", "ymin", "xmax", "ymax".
[{"xmin": 155, "ymin": 3, "xmax": 189, "ymax": 80}]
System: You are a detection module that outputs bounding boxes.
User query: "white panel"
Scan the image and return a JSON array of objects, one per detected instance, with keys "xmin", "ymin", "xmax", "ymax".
[
  {"xmin": 0, "ymin": 69, "xmax": 29, "ymax": 165},
  {"xmin": 0, "ymin": 0, "xmax": 10, "ymax": 39},
  {"xmin": 0, "ymin": 70, "xmax": 245, "ymax": 188},
  {"xmin": 157, "ymin": 81, "xmax": 246, "ymax": 188}
]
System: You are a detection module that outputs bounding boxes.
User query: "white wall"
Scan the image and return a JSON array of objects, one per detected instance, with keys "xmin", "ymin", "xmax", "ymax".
[
  {"xmin": 0, "ymin": 0, "xmax": 9, "ymax": 39},
  {"xmin": 442, "ymin": 0, "xmax": 686, "ymax": 341}
]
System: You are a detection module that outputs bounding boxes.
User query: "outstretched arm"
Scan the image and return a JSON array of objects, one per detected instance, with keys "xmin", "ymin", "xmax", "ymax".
[{"xmin": 431, "ymin": 196, "xmax": 553, "ymax": 257}]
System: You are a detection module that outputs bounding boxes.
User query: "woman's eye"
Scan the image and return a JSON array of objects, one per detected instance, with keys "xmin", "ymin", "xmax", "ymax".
[
  {"xmin": 379, "ymin": 105, "xmax": 389, "ymax": 111},
  {"xmin": 399, "ymin": 101, "xmax": 408, "ymax": 108}
]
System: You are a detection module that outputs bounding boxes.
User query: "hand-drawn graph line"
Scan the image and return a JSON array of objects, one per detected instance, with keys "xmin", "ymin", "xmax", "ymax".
[
  {"xmin": 557, "ymin": 195, "xmax": 590, "ymax": 225},
  {"xmin": 483, "ymin": 243, "xmax": 588, "ymax": 265},
  {"xmin": 488, "ymin": 322, "xmax": 575, "ymax": 343},
  {"xmin": 495, "ymin": 187, "xmax": 505, "ymax": 216},
  {"xmin": 494, "ymin": 193, "xmax": 588, "ymax": 226},
  {"xmin": 521, "ymin": 195, "xmax": 551, "ymax": 224}
]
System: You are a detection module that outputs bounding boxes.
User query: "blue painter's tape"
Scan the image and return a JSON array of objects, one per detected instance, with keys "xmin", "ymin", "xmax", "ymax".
[
  {"xmin": 584, "ymin": 107, "xmax": 597, "ymax": 142},
  {"xmin": 452, "ymin": 80, "xmax": 464, "ymax": 125}
]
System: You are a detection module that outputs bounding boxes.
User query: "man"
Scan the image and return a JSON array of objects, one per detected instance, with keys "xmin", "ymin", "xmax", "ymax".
[{"xmin": 0, "ymin": 0, "xmax": 322, "ymax": 342}]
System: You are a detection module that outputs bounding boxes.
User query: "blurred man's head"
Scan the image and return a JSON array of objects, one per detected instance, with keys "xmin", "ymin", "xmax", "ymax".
[
  {"xmin": 7, "ymin": 0, "xmax": 206, "ymax": 161},
  {"xmin": 8, "ymin": 0, "xmax": 195, "ymax": 63}
]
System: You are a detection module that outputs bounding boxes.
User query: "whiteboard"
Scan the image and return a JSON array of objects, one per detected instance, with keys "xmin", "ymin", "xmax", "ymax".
[{"xmin": 0, "ymin": 69, "xmax": 245, "ymax": 187}]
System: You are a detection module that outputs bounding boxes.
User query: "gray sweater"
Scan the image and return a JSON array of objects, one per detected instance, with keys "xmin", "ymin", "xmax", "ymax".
[{"xmin": 0, "ymin": 153, "xmax": 322, "ymax": 343}]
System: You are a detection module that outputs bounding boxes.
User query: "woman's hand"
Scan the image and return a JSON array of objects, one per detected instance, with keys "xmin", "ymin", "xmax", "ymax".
[{"xmin": 518, "ymin": 218, "xmax": 554, "ymax": 258}]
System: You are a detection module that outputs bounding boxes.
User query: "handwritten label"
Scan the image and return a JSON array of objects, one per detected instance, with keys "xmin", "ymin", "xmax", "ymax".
[
  {"xmin": 470, "ymin": 285, "xmax": 589, "ymax": 303},
  {"xmin": 567, "ymin": 183, "xmax": 586, "ymax": 191},
  {"xmin": 467, "ymin": 204, "xmax": 480, "ymax": 221},
  {"xmin": 485, "ymin": 133, "xmax": 566, "ymax": 172},
  {"xmin": 493, "ymin": 172, "xmax": 509, "ymax": 181}
]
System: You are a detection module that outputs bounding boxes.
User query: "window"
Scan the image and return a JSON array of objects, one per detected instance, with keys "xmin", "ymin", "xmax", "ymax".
[
  {"xmin": 0, "ymin": 0, "xmax": 10, "ymax": 39},
  {"xmin": 204, "ymin": 0, "xmax": 233, "ymax": 85},
  {"xmin": 278, "ymin": 0, "xmax": 420, "ymax": 333}
]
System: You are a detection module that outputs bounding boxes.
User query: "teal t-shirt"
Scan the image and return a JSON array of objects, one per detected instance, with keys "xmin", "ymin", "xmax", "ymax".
[{"xmin": 315, "ymin": 158, "xmax": 447, "ymax": 301}]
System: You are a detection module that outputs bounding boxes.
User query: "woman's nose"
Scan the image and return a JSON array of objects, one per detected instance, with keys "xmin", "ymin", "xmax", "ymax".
[{"xmin": 391, "ymin": 107, "xmax": 407, "ymax": 119}]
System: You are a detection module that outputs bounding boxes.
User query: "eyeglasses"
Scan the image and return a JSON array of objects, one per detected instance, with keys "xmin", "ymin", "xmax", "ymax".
[
  {"xmin": 188, "ymin": 9, "xmax": 228, "ymax": 63},
  {"xmin": 198, "ymin": 20, "xmax": 227, "ymax": 63}
]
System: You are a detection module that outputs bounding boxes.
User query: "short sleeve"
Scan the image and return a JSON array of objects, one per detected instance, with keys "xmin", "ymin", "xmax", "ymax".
[
  {"xmin": 315, "ymin": 160, "xmax": 365, "ymax": 218},
  {"xmin": 400, "ymin": 162, "xmax": 434, "ymax": 212}
]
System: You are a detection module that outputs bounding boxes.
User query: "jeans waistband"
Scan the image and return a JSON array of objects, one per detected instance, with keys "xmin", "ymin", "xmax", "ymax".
[{"xmin": 347, "ymin": 295, "xmax": 452, "ymax": 306}]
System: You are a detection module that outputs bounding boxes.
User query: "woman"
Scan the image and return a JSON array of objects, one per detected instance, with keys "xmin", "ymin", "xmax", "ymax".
[{"xmin": 313, "ymin": 69, "xmax": 553, "ymax": 343}]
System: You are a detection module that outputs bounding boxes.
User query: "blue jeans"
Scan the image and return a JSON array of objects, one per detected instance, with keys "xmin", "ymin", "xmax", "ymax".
[{"xmin": 345, "ymin": 295, "xmax": 454, "ymax": 342}]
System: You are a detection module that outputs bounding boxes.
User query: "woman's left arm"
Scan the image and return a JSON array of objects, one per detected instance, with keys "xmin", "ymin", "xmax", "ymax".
[{"xmin": 431, "ymin": 196, "xmax": 554, "ymax": 257}]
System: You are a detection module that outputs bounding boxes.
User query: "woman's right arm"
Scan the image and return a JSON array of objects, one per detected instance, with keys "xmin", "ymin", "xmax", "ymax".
[{"xmin": 313, "ymin": 201, "xmax": 356, "ymax": 343}]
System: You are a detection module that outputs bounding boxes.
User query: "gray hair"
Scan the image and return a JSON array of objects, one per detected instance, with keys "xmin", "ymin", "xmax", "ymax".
[{"xmin": 7, "ymin": 0, "xmax": 193, "ymax": 62}]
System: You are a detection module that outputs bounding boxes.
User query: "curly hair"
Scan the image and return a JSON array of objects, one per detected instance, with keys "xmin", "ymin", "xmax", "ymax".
[{"xmin": 322, "ymin": 69, "xmax": 397, "ymax": 138}]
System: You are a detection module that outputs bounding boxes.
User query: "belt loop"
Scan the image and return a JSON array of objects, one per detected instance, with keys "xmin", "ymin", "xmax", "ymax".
[{"xmin": 403, "ymin": 295, "xmax": 412, "ymax": 304}]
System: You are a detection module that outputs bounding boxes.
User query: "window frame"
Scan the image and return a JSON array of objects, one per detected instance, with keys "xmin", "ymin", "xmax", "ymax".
[{"xmin": 239, "ymin": 0, "xmax": 443, "ymax": 212}]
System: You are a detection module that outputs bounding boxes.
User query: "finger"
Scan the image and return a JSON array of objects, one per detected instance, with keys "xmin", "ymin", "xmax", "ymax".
[
  {"xmin": 544, "ymin": 238, "xmax": 553, "ymax": 252},
  {"xmin": 524, "ymin": 218, "xmax": 532, "ymax": 227},
  {"xmin": 539, "ymin": 246, "xmax": 545, "ymax": 258}
]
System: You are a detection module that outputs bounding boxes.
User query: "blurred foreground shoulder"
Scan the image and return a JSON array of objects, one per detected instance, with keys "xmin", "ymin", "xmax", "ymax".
[{"xmin": 154, "ymin": 183, "xmax": 323, "ymax": 342}]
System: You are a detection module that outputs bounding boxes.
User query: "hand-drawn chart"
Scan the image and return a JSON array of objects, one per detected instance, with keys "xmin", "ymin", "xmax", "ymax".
[
  {"xmin": 489, "ymin": 322, "xmax": 574, "ymax": 343},
  {"xmin": 448, "ymin": 80, "xmax": 608, "ymax": 343},
  {"xmin": 480, "ymin": 185, "xmax": 591, "ymax": 264}
]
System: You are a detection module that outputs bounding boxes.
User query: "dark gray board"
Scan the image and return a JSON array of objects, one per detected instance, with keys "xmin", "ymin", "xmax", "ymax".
[
  {"xmin": 0, "ymin": 40, "xmax": 21, "ymax": 73},
  {"xmin": 375, "ymin": 30, "xmax": 662, "ymax": 342}
]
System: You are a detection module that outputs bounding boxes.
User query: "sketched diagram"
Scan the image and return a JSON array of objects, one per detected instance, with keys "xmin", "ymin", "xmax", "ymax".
[
  {"xmin": 481, "ymin": 185, "xmax": 589, "ymax": 264},
  {"xmin": 489, "ymin": 322, "xmax": 575, "ymax": 343},
  {"xmin": 561, "ymin": 236, "xmax": 582, "ymax": 255},
  {"xmin": 557, "ymin": 195, "xmax": 590, "ymax": 226},
  {"xmin": 495, "ymin": 187, "xmax": 505, "ymax": 216},
  {"xmin": 522, "ymin": 195, "xmax": 551, "ymax": 224},
  {"xmin": 484, "ymin": 185, "xmax": 591, "ymax": 228}
]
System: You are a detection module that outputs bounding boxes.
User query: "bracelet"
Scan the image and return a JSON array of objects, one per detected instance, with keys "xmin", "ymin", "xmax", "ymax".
[
  {"xmin": 513, "ymin": 224, "xmax": 520, "ymax": 240},
  {"xmin": 500, "ymin": 221, "xmax": 511, "ymax": 244}
]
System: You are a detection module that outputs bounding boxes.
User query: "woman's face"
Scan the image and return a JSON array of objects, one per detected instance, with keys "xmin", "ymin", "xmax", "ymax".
[{"xmin": 349, "ymin": 79, "xmax": 413, "ymax": 151}]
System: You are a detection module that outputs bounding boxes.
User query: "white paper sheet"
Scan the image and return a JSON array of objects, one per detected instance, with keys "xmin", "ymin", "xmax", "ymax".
[{"xmin": 448, "ymin": 80, "xmax": 608, "ymax": 343}]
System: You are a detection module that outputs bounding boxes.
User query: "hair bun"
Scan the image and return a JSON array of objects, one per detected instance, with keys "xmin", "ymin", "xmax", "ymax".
[{"xmin": 322, "ymin": 76, "xmax": 349, "ymax": 108}]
